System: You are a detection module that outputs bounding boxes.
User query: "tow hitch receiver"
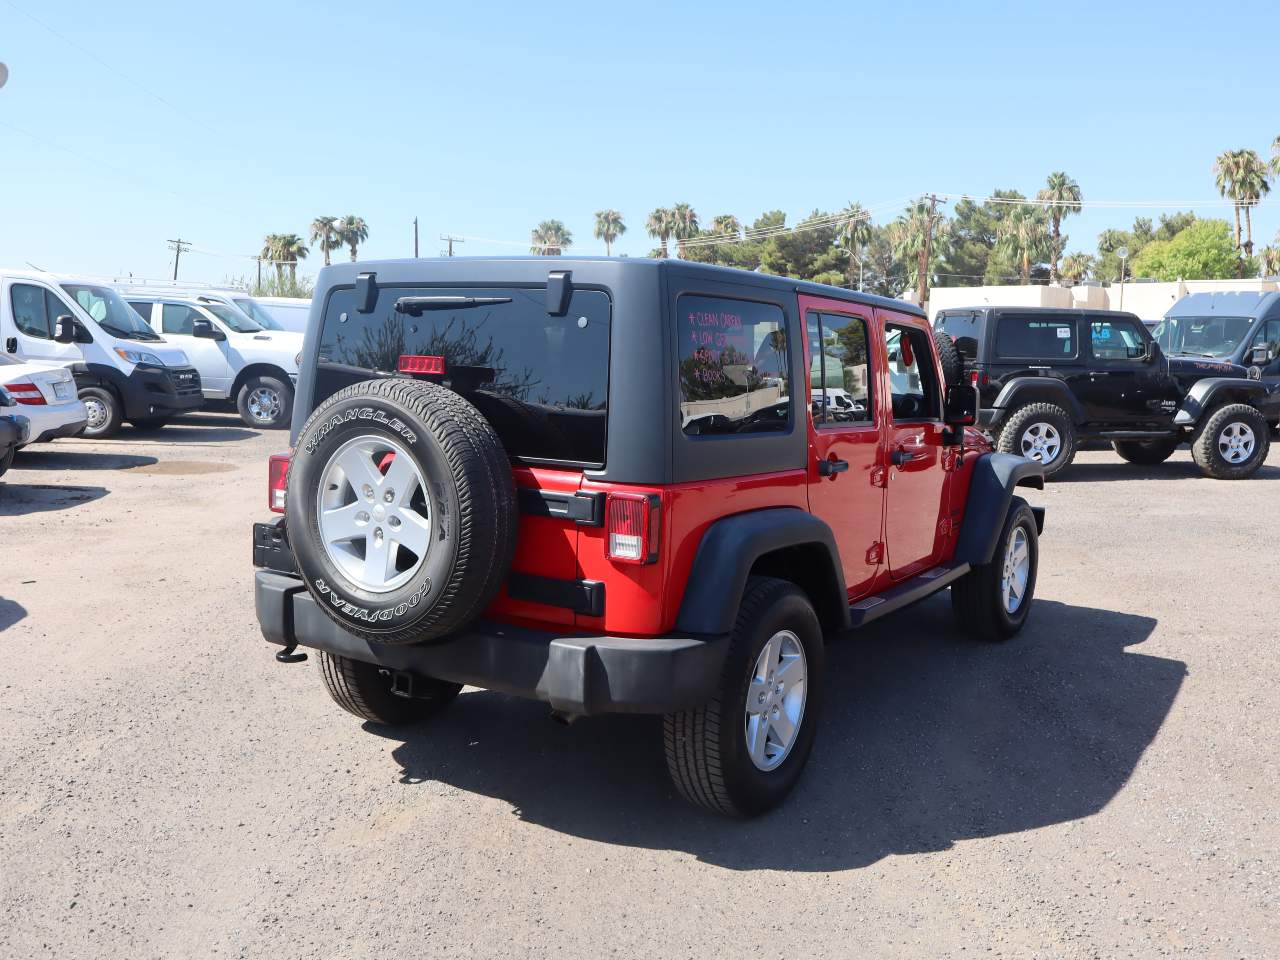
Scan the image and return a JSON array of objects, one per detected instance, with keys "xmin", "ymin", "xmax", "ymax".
[{"xmin": 387, "ymin": 669, "xmax": 419, "ymax": 699}]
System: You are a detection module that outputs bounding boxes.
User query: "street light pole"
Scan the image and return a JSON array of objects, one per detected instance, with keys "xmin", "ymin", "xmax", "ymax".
[{"xmin": 1116, "ymin": 246, "xmax": 1129, "ymax": 311}]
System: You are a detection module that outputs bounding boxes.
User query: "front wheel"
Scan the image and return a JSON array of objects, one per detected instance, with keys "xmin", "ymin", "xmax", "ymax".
[
  {"xmin": 997, "ymin": 403, "xmax": 1076, "ymax": 479},
  {"xmin": 79, "ymin": 385, "xmax": 123, "ymax": 439},
  {"xmin": 1112, "ymin": 437, "xmax": 1179, "ymax": 465},
  {"xmin": 237, "ymin": 375, "xmax": 293, "ymax": 429},
  {"xmin": 317, "ymin": 652, "xmax": 460, "ymax": 725},
  {"xmin": 664, "ymin": 577, "xmax": 825, "ymax": 817},
  {"xmin": 1191, "ymin": 404, "xmax": 1270, "ymax": 479},
  {"xmin": 951, "ymin": 497, "xmax": 1039, "ymax": 642},
  {"xmin": 129, "ymin": 416, "xmax": 170, "ymax": 432}
]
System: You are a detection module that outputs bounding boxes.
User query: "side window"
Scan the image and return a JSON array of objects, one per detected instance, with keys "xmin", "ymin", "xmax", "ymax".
[
  {"xmin": 161, "ymin": 303, "xmax": 197, "ymax": 336},
  {"xmin": 995, "ymin": 314, "xmax": 1076, "ymax": 359},
  {"xmin": 44, "ymin": 291, "xmax": 74, "ymax": 326},
  {"xmin": 10, "ymin": 284, "xmax": 52, "ymax": 339},
  {"xmin": 677, "ymin": 294, "xmax": 790, "ymax": 436},
  {"xmin": 128, "ymin": 302, "xmax": 154, "ymax": 324},
  {"xmin": 807, "ymin": 312, "xmax": 873, "ymax": 426},
  {"xmin": 1252, "ymin": 320, "xmax": 1280, "ymax": 373},
  {"xmin": 1090, "ymin": 318, "xmax": 1146, "ymax": 360},
  {"xmin": 885, "ymin": 325, "xmax": 940, "ymax": 421}
]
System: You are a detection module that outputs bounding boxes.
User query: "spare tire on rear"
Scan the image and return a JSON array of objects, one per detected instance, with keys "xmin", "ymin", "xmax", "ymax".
[
  {"xmin": 286, "ymin": 377, "xmax": 517, "ymax": 645},
  {"xmin": 933, "ymin": 330, "xmax": 964, "ymax": 386}
]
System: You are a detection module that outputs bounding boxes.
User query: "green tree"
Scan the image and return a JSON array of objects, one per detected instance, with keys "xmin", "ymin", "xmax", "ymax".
[
  {"xmin": 309, "ymin": 216, "xmax": 342, "ymax": 267},
  {"xmin": 942, "ymin": 189, "xmax": 1024, "ymax": 286},
  {"xmin": 670, "ymin": 203, "xmax": 700, "ymax": 257},
  {"xmin": 1271, "ymin": 135, "xmax": 1280, "ymax": 175},
  {"xmin": 889, "ymin": 200, "xmax": 951, "ymax": 303},
  {"xmin": 1235, "ymin": 149, "xmax": 1271, "ymax": 259},
  {"xmin": 1261, "ymin": 245, "xmax": 1280, "ymax": 276},
  {"xmin": 710, "ymin": 214, "xmax": 742, "ymax": 237},
  {"xmin": 995, "ymin": 203, "xmax": 1050, "ymax": 284},
  {"xmin": 336, "ymin": 215, "xmax": 369, "ymax": 262},
  {"xmin": 1060, "ymin": 252, "xmax": 1094, "ymax": 283},
  {"xmin": 593, "ymin": 209, "xmax": 625, "ymax": 256},
  {"xmin": 261, "ymin": 233, "xmax": 308, "ymax": 282},
  {"xmin": 1155, "ymin": 211, "xmax": 1197, "ymax": 241},
  {"xmin": 836, "ymin": 202, "xmax": 873, "ymax": 290},
  {"xmin": 1129, "ymin": 219, "xmax": 1241, "ymax": 280},
  {"xmin": 530, "ymin": 219, "xmax": 572, "ymax": 256},
  {"xmin": 1036, "ymin": 172, "xmax": 1082, "ymax": 284},
  {"xmin": 646, "ymin": 207, "xmax": 673, "ymax": 258}
]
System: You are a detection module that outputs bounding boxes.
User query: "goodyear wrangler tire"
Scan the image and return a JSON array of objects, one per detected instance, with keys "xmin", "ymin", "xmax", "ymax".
[{"xmin": 286, "ymin": 378, "xmax": 517, "ymax": 645}]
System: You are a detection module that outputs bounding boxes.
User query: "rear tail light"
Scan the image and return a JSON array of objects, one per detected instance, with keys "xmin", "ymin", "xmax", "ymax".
[
  {"xmin": 268, "ymin": 453, "xmax": 291, "ymax": 513},
  {"xmin": 606, "ymin": 493, "xmax": 661, "ymax": 564},
  {"xmin": 4, "ymin": 382, "xmax": 45, "ymax": 405},
  {"xmin": 969, "ymin": 369, "xmax": 990, "ymax": 388},
  {"xmin": 398, "ymin": 354, "xmax": 446, "ymax": 375}
]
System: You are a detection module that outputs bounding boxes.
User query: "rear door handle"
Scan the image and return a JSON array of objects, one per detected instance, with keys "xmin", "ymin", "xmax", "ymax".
[
  {"xmin": 891, "ymin": 446, "xmax": 927, "ymax": 466},
  {"xmin": 818, "ymin": 458, "xmax": 849, "ymax": 477}
]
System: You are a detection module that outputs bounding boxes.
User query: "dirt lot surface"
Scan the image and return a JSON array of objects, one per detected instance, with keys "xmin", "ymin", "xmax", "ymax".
[{"xmin": 2, "ymin": 413, "xmax": 1277, "ymax": 958}]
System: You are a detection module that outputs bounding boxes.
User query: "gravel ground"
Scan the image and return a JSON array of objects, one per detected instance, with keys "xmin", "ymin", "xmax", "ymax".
[{"xmin": 1, "ymin": 413, "xmax": 1277, "ymax": 959}]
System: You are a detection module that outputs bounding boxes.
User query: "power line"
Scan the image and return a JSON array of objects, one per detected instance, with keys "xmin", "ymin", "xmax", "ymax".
[{"xmin": 166, "ymin": 238, "xmax": 191, "ymax": 279}]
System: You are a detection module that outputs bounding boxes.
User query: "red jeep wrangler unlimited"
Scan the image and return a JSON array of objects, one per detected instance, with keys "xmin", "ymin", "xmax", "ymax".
[{"xmin": 254, "ymin": 258, "xmax": 1045, "ymax": 816}]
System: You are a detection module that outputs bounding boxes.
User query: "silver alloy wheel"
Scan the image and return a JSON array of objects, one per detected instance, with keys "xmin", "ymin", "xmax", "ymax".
[
  {"xmin": 744, "ymin": 629, "xmax": 808, "ymax": 772},
  {"xmin": 317, "ymin": 435, "xmax": 431, "ymax": 593},
  {"xmin": 1217, "ymin": 421, "xmax": 1256, "ymax": 464},
  {"xmin": 83, "ymin": 396, "xmax": 108, "ymax": 430},
  {"xmin": 1019, "ymin": 422, "xmax": 1061, "ymax": 464},
  {"xmin": 247, "ymin": 386, "xmax": 283, "ymax": 424},
  {"xmin": 1002, "ymin": 525, "xmax": 1031, "ymax": 614}
]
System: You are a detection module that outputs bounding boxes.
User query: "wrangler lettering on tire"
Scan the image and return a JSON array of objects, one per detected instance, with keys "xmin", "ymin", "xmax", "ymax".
[{"xmin": 286, "ymin": 377, "xmax": 517, "ymax": 644}]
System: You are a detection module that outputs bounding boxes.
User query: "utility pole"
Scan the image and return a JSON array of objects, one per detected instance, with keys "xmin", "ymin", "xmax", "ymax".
[
  {"xmin": 916, "ymin": 195, "xmax": 940, "ymax": 308},
  {"xmin": 167, "ymin": 238, "xmax": 191, "ymax": 280},
  {"xmin": 413, "ymin": 218, "xmax": 419, "ymax": 258},
  {"xmin": 255, "ymin": 257, "xmax": 263, "ymax": 290},
  {"xmin": 440, "ymin": 234, "xmax": 464, "ymax": 257}
]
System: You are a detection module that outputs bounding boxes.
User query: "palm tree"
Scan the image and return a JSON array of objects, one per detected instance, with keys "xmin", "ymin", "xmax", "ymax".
[
  {"xmin": 1214, "ymin": 149, "xmax": 1247, "ymax": 257},
  {"xmin": 996, "ymin": 203, "xmax": 1050, "ymax": 284},
  {"xmin": 669, "ymin": 203, "xmax": 699, "ymax": 257},
  {"xmin": 646, "ymin": 208, "xmax": 673, "ymax": 258},
  {"xmin": 1060, "ymin": 252, "xmax": 1094, "ymax": 284},
  {"xmin": 1234, "ymin": 149, "xmax": 1271, "ymax": 259},
  {"xmin": 1261, "ymin": 246, "xmax": 1280, "ymax": 277},
  {"xmin": 336, "ymin": 215, "xmax": 369, "ymax": 262},
  {"xmin": 889, "ymin": 200, "xmax": 950, "ymax": 303},
  {"xmin": 262, "ymin": 233, "xmax": 308, "ymax": 281},
  {"xmin": 309, "ymin": 216, "xmax": 342, "ymax": 267},
  {"xmin": 1271, "ymin": 135, "xmax": 1280, "ymax": 175},
  {"xmin": 1036, "ymin": 172, "xmax": 1082, "ymax": 284},
  {"xmin": 710, "ymin": 214, "xmax": 741, "ymax": 237},
  {"xmin": 836, "ymin": 202, "xmax": 873, "ymax": 290},
  {"xmin": 530, "ymin": 219, "xmax": 572, "ymax": 256},
  {"xmin": 593, "ymin": 210, "xmax": 625, "ymax": 256}
]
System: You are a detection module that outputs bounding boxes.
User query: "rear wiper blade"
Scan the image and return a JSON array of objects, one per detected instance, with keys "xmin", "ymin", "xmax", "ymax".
[{"xmin": 395, "ymin": 296, "xmax": 512, "ymax": 316}]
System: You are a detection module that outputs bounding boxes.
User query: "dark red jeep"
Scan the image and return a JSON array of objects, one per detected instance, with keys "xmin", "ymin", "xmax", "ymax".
[{"xmin": 254, "ymin": 258, "xmax": 1045, "ymax": 816}]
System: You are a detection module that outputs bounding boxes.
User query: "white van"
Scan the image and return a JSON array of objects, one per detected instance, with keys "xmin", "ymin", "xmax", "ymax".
[
  {"xmin": 123, "ymin": 293, "xmax": 302, "ymax": 429},
  {"xmin": 1, "ymin": 270, "xmax": 202, "ymax": 438}
]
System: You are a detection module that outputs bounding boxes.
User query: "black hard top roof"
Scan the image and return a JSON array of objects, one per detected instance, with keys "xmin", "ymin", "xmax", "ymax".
[
  {"xmin": 313, "ymin": 256, "xmax": 926, "ymax": 319},
  {"xmin": 936, "ymin": 304, "xmax": 1142, "ymax": 320}
]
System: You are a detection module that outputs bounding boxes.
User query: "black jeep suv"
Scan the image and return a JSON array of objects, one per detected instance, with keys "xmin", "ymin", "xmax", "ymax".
[{"xmin": 934, "ymin": 306, "xmax": 1279, "ymax": 479}]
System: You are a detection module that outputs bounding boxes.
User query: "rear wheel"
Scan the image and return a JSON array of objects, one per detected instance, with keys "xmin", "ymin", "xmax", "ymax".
[
  {"xmin": 997, "ymin": 403, "xmax": 1076, "ymax": 478},
  {"xmin": 1191, "ymin": 404, "xmax": 1270, "ymax": 480},
  {"xmin": 316, "ymin": 651, "xmax": 460, "ymax": 725},
  {"xmin": 1112, "ymin": 437, "xmax": 1179, "ymax": 465},
  {"xmin": 952, "ymin": 497, "xmax": 1039, "ymax": 642},
  {"xmin": 79, "ymin": 385, "xmax": 122, "ymax": 439},
  {"xmin": 664, "ymin": 577, "xmax": 824, "ymax": 817},
  {"xmin": 237, "ymin": 374, "xmax": 293, "ymax": 429}
]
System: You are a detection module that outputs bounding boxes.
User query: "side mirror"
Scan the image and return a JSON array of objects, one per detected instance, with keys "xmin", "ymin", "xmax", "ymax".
[
  {"xmin": 191, "ymin": 318, "xmax": 226, "ymax": 341},
  {"xmin": 1250, "ymin": 344, "xmax": 1270, "ymax": 366},
  {"xmin": 943, "ymin": 383, "xmax": 978, "ymax": 427},
  {"xmin": 54, "ymin": 315, "xmax": 77, "ymax": 343}
]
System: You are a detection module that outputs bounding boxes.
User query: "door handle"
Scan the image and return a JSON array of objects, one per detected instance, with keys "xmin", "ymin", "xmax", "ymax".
[
  {"xmin": 1089, "ymin": 371, "xmax": 1110, "ymax": 377},
  {"xmin": 818, "ymin": 458, "xmax": 849, "ymax": 477},
  {"xmin": 891, "ymin": 446, "xmax": 927, "ymax": 467}
]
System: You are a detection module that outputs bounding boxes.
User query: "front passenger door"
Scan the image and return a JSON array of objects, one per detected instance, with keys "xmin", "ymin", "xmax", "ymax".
[
  {"xmin": 881, "ymin": 319, "xmax": 948, "ymax": 580},
  {"xmin": 1078, "ymin": 315, "xmax": 1154, "ymax": 422},
  {"xmin": 160, "ymin": 302, "xmax": 230, "ymax": 396}
]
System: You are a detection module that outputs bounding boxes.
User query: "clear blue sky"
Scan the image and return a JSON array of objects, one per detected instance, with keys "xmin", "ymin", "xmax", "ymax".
[{"xmin": 2, "ymin": 0, "xmax": 1277, "ymax": 283}]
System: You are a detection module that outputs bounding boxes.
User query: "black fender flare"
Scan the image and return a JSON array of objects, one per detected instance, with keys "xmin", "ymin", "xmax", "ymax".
[
  {"xmin": 954, "ymin": 452, "xmax": 1045, "ymax": 566},
  {"xmin": 1173, "ymin": 377, "xmax": 1268, "ymax": 427},
  {"xmin": 991, "ymin": 377, "xmax": 1086, "ymax": 423},
  {"xmin": 675, "ymin": 508, "xmax": 849, "ymax": 635}
]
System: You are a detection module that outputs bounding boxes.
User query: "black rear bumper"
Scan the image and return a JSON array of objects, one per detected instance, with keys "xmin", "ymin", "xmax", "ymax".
[{"xmin": 255, "ymin": 570, "xmax": 729, "ymax": 716}]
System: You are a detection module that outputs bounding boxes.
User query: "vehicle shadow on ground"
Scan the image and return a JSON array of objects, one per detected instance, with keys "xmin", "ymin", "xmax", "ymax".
[
  {"xmin": 0, "ymin": 482, "xmax": 107, "ymax": 515},
  {"xmin": 373, "ymin": 595, "xmax": 1182, "ymax": 871},
  {"xmin": 1056, "ymin": 459, "xmax": 1280, "ymax": 482},
  {"xmin": 0, "ymin": 597, "xmax": 27, "ymax": 631},
  {"xmin": 13, "ymin": 449, "xmax": 158, "ymax": 471},
  {"xmin": 116, "ymin": 416, "xmax": 260, "ymax": 443}
]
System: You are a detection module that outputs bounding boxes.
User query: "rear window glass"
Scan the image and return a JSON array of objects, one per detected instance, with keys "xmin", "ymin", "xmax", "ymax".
[
  {"xmin": 935, "ymin": 311, "xmax": 983, "ymax": 359},
  {"xmin": 677, "ymin": 295, "xmax": 790, "ymax": 436},
  {"xmin": 317, "ymin": 285, "xmax": 611, "ymax": 466},
  {"xmin": 995, "ymin": 314, "xmax": 1076, "ymax": 358}
]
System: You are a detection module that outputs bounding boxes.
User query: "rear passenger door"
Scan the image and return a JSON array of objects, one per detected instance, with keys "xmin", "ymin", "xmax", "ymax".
[
  {"xmin": 881, "ymin": 316, "xmax": 948, "ymax": 580},
  {"xmin": 800, "ymin": 296, "xmax": 884, "ymax": 599}
]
